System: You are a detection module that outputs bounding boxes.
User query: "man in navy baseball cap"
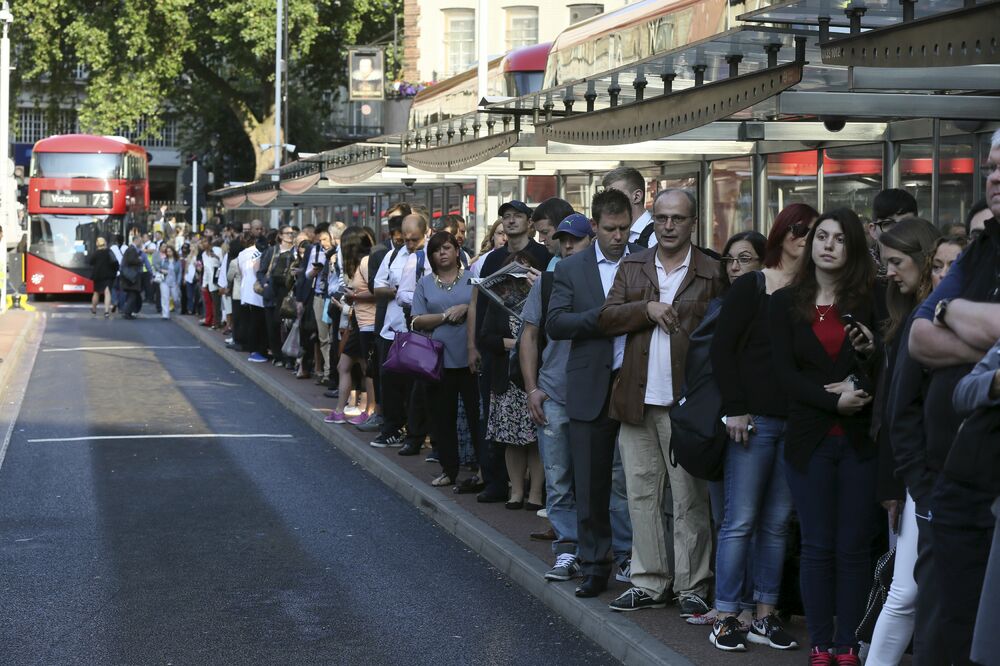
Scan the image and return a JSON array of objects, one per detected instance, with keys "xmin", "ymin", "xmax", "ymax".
[{"xmin": 498, "ymin": 200, "xmax": 533, "ymax": 218}]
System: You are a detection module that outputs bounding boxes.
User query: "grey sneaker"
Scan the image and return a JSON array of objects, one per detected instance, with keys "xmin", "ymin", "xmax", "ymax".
[
  {"xmin": 678, "ymin": 592, "xmax": 712, "ymax": 618},
  {"xmin": 355, "ymin": 414, "xmax": 383, "ymax": 432},
  {"xmin": 615, "ymin": 558, "xmax": 632, "ymax": 583},
  {"xmin": 544, "ymin": 553, "xmax": 582, "ymax": 582},
  {"xmin": 609, "ymin": 587, "xmax": 667, "ymax": 612}
]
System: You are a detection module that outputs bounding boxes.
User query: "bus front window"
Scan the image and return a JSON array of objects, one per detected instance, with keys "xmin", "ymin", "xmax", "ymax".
[{"xmin": 29, "ymin": 153, "xmax": 123, "ymax": 179}]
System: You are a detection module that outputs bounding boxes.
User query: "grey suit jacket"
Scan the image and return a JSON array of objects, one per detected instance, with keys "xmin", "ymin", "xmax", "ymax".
[{"xmin": 546, "ymin": 242, "xmax": 639, "ymax": 422}]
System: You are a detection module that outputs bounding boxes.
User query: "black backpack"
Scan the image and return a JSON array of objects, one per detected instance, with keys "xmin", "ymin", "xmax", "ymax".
[{"xmin": 669, "ymin": 271, "xmax": 764, "ymax": 481}]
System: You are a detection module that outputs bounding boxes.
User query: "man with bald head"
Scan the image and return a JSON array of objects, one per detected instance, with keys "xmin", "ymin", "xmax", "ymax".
[{"xmin": 371, "ymin": 210, "xmax": 427, "ymax": 447}]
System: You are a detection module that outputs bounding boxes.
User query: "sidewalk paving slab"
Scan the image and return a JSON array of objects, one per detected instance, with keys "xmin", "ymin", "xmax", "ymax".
[{"xmin": 174, "ymin": 313, "xmax": 809, "ymax": 666}]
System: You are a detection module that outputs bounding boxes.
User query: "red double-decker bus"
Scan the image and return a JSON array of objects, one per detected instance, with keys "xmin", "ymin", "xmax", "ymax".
[{"xmin": 25, "ymin": 134, "xmax": 149, "ymax": 295}]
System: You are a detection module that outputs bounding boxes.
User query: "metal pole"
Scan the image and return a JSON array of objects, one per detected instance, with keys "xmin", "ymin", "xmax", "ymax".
[
  {"xmin": 0, "ymin": 2, "xmax": 10, "ymax": 313},
  {"xmin": 931, "ymin": 118, "xmax": 941, "ymax": 223},
  {"xmin": 273, "ymin": 0, "xmax": 283, "ymax": 228},
  {"xmin": 192, "ymin": 159, "xmax": 199, "ymax": 232}
]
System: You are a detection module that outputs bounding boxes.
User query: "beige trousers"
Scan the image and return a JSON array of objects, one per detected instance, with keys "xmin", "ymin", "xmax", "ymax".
[{"xmin": 618, "ymin": 405, "xmax": 714, "ymax": 599}]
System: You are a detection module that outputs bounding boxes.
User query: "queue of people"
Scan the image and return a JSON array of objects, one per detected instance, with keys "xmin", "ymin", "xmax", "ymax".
[{"xmin": 88, "ymin": 133, "xmax": 1000, "ymax": 665}]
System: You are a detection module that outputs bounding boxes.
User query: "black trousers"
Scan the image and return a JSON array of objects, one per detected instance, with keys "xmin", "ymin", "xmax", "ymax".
[
  {"xmin": 379, "ymin": 336, "xmax": 411, "ymax": 436},
  {"xmin": 568, "ymin": 381, "xmax": 620, "ymax": 578},
  {"xmin": 243, "ymin": 304, "xmax": 268, "ymax": 356},
  {"xmin": 232, "ymin": 301, "xmax": 246, "ymax": 345},
  {"xmin": 406, "ymin": 379, "xmax": 430, "ymax": 443},
  {"xmin": 428, "ymin": 368, "xmax": 481, "ymax": 479},
  {"xmin": 913, "ymin": 495, "xmax": 947, "ymax": 666},
  {"xmin": 264, "ymin": 305, "xmax": 283, "ymax": 361},
  {"xmin": 123, "ymin": 289, "xmax": 142, "ymax": 315},
  {"xmin": 930, "ymin": 475, "xmax": 996, "ymax": 666}
]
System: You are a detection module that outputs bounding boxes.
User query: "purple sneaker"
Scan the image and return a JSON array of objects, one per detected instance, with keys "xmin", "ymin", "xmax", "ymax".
[
  {"xmin": 325, "ymin": 410, "xmax": 346, "ymax": 424},
  {"xmin": 347, "ymin": 413, "xmax": 369, "ymax": 426}
]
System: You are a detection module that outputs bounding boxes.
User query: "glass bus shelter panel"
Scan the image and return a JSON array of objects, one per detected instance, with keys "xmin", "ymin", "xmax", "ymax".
[
  {"xmin": 562, "ymin": 175, "xmax": 593, "ymax": 216},
  {"xmin": 767, "ymin": 150, "xmax": 820, "ymax": 223},
  {"xmin": 899, "ymin": 140, "xmax": 934, "ymax": 221},
  {"xmin": 940, "ymin": 134, "xmax": 976, "ymax": 231},
  {"xmin": 711, "ymin": 157, "xmax": 753, "ymax": 253},
  {"xmin": 525, "ymin": 176, "xmax": 557, "ymax": 205},
  {"xmin": 738, "ymin": 0, "xmax": 967, "ymax": 28},
  {"xmin": 822, "ymin": 144, "xmax": 883, "ymax": 218}
]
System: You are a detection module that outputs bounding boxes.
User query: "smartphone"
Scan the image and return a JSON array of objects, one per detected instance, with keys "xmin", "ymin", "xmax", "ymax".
[{"xmin": 841, "ymin": 314, "xmax": 871, "ymax": 342}]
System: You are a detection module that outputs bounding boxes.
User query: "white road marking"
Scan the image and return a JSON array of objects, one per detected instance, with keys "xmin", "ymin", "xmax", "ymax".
[
  {"xmin": 42, "ymin": 345, "xmax": 201, "ymax": 353},
  {"xmin": 27, "ymin": 434, "xmax": 294, "ymax": 443}
]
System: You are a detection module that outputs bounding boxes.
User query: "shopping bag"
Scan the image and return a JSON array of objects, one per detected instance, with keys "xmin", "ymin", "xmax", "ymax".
[{"xmin": 281, "ymin": 320, "xmax": 302, "ymax": 358}]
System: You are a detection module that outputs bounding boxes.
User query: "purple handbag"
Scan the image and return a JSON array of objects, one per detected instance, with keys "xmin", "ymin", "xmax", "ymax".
[{"xmin": 382, "ymin": 331, "xmax": 444, "ymax": 382}]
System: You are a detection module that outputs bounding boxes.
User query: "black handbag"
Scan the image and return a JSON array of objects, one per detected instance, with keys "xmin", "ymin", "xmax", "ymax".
[{"xmin": 856, "ymin": 546, "xmax": 895, "ymax": 643}]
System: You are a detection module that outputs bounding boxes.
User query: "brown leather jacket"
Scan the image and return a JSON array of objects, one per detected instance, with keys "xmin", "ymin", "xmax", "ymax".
[{"xmin": 598, "ymin": 246, "xmax": 722, "ymax": 425}]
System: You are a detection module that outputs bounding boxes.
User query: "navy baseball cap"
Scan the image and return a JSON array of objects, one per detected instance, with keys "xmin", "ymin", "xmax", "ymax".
[
  {"xmin": 551, "ymin": 213, "xmax": 594, "ymax": 240},
  {"xmin": 498, "ymin": 200, "xmax": 533, "ymax": 217}
]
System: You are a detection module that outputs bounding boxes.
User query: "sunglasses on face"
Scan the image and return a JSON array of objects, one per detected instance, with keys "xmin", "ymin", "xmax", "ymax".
[{"xmin": 789, "ymin": 222, "xmax": 812, "ymax": 238}]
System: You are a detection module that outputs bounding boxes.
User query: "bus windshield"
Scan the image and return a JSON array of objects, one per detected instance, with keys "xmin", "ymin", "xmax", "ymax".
[
  {"xmin": 29, "ymin": 214, "xmax": 125, "ymax": 269},
  {"xmin": 30, "ymin": 152, "xmax": 123, "ymax": 179}
]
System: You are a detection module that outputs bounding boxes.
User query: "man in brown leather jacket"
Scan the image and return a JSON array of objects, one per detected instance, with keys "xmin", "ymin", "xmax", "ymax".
[{"xmin": 598, "ymin": 188, "xmax": 722, "ymax": 615}]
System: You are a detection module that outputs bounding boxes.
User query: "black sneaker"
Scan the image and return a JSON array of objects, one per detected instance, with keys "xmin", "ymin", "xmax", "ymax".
[
  {"xmin": 398, "ymin": 441, "xmax": 422, "ymax": 456},
  {"xmin": 748, "ymin": 613, "xmax": 799, "ymax": 650},
  {"xmin": 371, "ymin": 430, "xmax": 405, "ymax": 448},
  {"xmin": 710, "ymin": 616, "xmax": 748, "ymax": 652},
  {"xmin": 608, "ymin": 587, "xmax": 667, "ymax": 612},
  {"xmin": 677, "ymin": 592, "xmax": 711, "ymax": 618}
]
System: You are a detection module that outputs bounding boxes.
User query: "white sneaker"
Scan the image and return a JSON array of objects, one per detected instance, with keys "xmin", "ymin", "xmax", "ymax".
[
  {"xmin": 615, "ymin": 559, "xmax": 632, "ymax": 583},
  {"xmin": 536, "ymin": 507, "xmax": 548, "ymax": 518}
]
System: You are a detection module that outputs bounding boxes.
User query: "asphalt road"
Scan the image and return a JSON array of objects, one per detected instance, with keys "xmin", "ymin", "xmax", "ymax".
[{"xmin": 0, "ymin": 304, "xmax": 616, "ymax": 665}]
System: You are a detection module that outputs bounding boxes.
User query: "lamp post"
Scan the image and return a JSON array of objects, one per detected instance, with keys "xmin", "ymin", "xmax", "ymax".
[
  {"xmin": 272, "ymin": 0, "xmax": 284, "ymax": 228},
  {"xmin": 0, "ymin": 1, "xmax": 13, "ymax": 313}
]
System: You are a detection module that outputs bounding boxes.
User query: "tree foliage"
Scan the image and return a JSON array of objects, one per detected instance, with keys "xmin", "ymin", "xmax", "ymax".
[{"xmin": 14, "ymin": 0, "xmax": 401, "ymax": 180}]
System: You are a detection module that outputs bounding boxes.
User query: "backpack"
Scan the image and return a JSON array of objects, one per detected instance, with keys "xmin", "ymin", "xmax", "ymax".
[
  {"xmin": 509, "ymin": 271, "xmax": 555, "ymax": 390},
  {"xmin": 669, "ymin": 271, "xmax": 765, "ymax": 481},
  {"xmin": 637, "ymin": 221, "xmax": 655, "ymax": 248}
]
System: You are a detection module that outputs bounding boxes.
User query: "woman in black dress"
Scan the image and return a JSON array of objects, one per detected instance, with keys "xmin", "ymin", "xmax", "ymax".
[{"xmin": 89, "ymin": 236, "xmax": 119, "ymax": 318}]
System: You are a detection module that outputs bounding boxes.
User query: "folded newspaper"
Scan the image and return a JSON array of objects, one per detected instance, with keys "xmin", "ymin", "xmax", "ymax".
[{"xmin": 471, "ymin": 261, "xmax": 533, "ymax": 320}]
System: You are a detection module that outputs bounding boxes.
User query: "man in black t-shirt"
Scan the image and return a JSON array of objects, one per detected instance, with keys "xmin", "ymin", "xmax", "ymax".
[{"xmin": 464, "ymin": 200, "xmax": 552, "ymax": 502}]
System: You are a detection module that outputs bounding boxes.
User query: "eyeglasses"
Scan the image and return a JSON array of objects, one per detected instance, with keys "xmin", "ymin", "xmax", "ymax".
[
  {"xmin": 653, "ymin": 214, "xmax": 694, "ymax": 226},
  {"xmin": 721, "ymin": 253, "xmax": 759, "ymax": 266},
  {"xmin": 789, "ymin": 222, "xmax": 812, "ymax": 238},
  {"xmin": 874, "ymin": 218, "xmax": 898, "ymax": 232},
  {"xmin": 979, "ymin": 161, "xmax": 1000, "ymax": 179}
]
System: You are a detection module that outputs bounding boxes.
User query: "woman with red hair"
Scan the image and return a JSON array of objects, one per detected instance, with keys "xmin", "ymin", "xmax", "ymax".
[{"xmin": 707, "ymin": 202, "xmax": 819, "ymax": 652}]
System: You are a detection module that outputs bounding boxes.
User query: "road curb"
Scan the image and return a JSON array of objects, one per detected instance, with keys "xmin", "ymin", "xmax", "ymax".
[{"xmin": 174, "ymin": 316, "xmax": 694, "ymax": 666}]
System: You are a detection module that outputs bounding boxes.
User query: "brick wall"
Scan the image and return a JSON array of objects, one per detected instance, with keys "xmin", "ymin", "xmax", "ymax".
[{"xmin": 402, "ymin": 0, "xmax": 420, "ymax": 83}]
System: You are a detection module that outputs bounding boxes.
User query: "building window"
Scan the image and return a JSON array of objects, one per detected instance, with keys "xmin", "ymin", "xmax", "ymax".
[
  {"xmin": 505, "ymin": 6, "xmax": 539, "ymax": 49},
  {"xmin": 568, "ymin": 3, "xmax": 603, "ymax": 24},
  {"xmin": 118, "ymin": 116, "xmax": 179, "ymax": 148},
  {"xmin": 15, "ymin": 108, "xmax": 78, "ymax": 144},
  {"xmin": 443, "ymin": 9, "xmax": 475, "ymax": 77}
]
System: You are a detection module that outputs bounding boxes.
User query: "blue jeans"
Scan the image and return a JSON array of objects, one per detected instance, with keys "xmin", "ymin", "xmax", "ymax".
[
  {"xmin": 785, "ymin": 435, "xmax": 878, "ymax": 650},
  {"xmin": 537, "ymin": 400, "xmax": 577, "ymax": 555},
  {"xmin": 714, "ymin": 416, "xmax": 792, "ymax": 613}
]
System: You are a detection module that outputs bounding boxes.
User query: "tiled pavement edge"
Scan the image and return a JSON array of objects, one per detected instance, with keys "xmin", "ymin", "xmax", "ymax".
[
  {"xmin": 0, "ymin": 310, "xmax": 42, "ymax": 398},
  {"xmin": 175, "ymin": 315, "xmax": 694, "ymax": 666}
]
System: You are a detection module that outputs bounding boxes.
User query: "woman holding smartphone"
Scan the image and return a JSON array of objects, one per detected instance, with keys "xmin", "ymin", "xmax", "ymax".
[{"xmin": 768, "ymin": 208, "xmax": 880, "ymax": 666}]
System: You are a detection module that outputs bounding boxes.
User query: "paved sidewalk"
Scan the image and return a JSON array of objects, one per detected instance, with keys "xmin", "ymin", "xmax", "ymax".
[
  {"xmin": 0, "ymin": 309, "xmax": 41, "ymax": 394},
  {"xmin": 175, "ymin": 314, "xmax": 808, "ymax": 666}
]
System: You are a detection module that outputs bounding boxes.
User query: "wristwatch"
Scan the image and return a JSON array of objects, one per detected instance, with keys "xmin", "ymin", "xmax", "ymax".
[{"xmin": 934, "ymin": 298, "xmax": 952, "ymax": 327}]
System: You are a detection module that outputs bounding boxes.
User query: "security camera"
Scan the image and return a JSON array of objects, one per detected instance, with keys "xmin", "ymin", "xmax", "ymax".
[
  {"xmin": 401, "ymin": 178, "xmax": 417, "ymax": 188},
  {"xmin": 821, "ymin": 116, "xmax": 846, "ymax": 132}
]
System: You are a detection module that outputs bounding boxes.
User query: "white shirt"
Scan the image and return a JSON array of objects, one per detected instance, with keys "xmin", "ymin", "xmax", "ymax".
[
  {"xmin": 627, "ymin": 210, "xmax": 656, "ymax": 248},
  {"xmin": 201, "ymin": 249, "xmax": 219, "ymax": 292},
  {"xmin": 375, "ymin": 245, "xmax": 412, "ymax": 340},
  {"xmin": 594, "ymin": 243, "xmax": 629, "ymax": 371},
  {"xmin": 238, "ymin": 246, "xmax": 263, "ymax": 307},
  {"xmin": 396, "ymin": 247, "xmax": 430, "ymax": 310},
  {"xmin": 644, "ymin": 247, "xmax": 692, "ymax": 406}
]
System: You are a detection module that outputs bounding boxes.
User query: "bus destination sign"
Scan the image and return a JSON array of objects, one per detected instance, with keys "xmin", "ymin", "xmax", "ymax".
[{"xmin": 40, "ymin": 190, "xmax": 112, "ymax": 208}]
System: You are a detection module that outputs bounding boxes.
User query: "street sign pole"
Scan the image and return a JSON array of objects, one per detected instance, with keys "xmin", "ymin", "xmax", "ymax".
[
  {"xmin": 0, "ymin": 2, "xmax": 13, "ymax": 313},
  {"xmin": 192, "ymin": 159, "xmax": 199, "ymax": 232}
]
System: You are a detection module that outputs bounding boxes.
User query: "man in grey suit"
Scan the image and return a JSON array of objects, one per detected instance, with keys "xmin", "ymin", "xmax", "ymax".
[{"xmin": 547, "ymin": 189, "xmax": 637, "ymax": 598}]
